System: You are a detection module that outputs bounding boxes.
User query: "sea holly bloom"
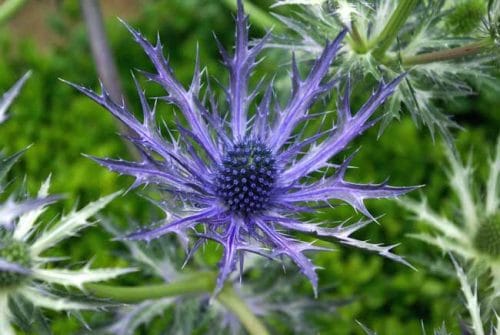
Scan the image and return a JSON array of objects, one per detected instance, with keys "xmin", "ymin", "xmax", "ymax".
[
  {"xmin": 0, "ymin": 178, "xmax": 134, "ymax": 335},
  {"xmin": 401, "ymin": 138, "xmax": 500, "ymax": 301},
  {"xmin": 0, "ymin": 76, "xmax": 134, "ymax": 335},
  {"xmin": 69, "ymin": 0, "xmax": 414, "ymax": 295}
]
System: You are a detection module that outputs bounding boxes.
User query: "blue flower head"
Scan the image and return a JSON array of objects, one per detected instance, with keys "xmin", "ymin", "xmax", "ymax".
[{"xmin": 69, "ymin": 0, "xmax": 415, "ymax": 295}]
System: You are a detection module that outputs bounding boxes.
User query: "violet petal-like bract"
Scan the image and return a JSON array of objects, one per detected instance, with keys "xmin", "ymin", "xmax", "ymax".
[
  {"xmin": 0, "ymin": 71, "xmax": 31, "ymax": 124},
  {"xmin": 0, "ymin": 258, "xmax": 31, "ymax": 276},
  {"xmin": 70, "ymin": 0, "xmax": 416, "ymax": 295},
  {"xmin": 0, "ymin": 195, "xmax": 62, "ymax": 229}
]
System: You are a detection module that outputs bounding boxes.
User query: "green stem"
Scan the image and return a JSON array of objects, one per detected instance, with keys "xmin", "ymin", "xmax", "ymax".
[
  {"xmin": 85, "ymin": 272, "xmax": 216, "ymax": 303},
  {"xmin": 0, "ymin": 0, "xmax": 29, "ymax": 25},
  {"xmin": 85, "ymin": 272, "xmax": 270, "ymax": 335},
  {"xmin": 371, "ymin": 0, "xmax": 418, "ymax": 59},
  {"xmin": 402, "ymin": 39, "xmax": 493, "ymax": 66},
  {"xmin": 221, "ymin": 0, "xmax": 284, "ymax": 32},
  {"xmin": 218, "ymin": 285, "xmax": 271, "ymax": 335},
  {"xmin": 348, "ymin": 22, "xmax": 367, "ymax": 53}
]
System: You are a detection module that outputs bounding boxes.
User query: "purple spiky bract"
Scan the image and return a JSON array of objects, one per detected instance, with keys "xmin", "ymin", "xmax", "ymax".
[{"xmin": 70, "ymin": 0, "xmax": 415, "ymax": 295}]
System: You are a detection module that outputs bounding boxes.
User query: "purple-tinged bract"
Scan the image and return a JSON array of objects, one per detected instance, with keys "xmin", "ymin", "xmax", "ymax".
[{"xmin": 70, "ymin": 0, "xmax": 415, "ymax": 295}]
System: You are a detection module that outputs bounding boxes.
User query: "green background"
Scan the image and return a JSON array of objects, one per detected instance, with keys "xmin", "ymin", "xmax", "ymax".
[{"xmin": 1, "ymin": 0, "xmax": 499, "ymax": 334}]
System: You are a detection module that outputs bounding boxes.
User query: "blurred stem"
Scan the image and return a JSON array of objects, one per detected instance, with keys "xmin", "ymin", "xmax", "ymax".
[
  {"xmin": 218, "ymin": 285, "xmax": 270, "ymax": 335},
  {"xmin": 371, "ymin": 0, "xmax": 418, "ymax": 59},
  {"xmin": 348, "ymin": 22, "xmax": 367, "ymax": 53},
  {"xmin": 222, "ymin": 0, "xmax": 283, "ymax": 32},
  {"xmin": 80, "ymin": 0, "xmax": 139, "ymax": 159},
  {"xmin": 85, "ymin": 272, "xmax": 216, "ymax": 303},
  {"xmin": 402, "ymin": 39, "xmax": 494, "ymax": 66},
  {"xmin": 85, "ymin": 271, "xmax": 270, "ymax": 335},
  {"xmin": 0, "ymin": 0, "xmax": 28, "ymax": 25}
]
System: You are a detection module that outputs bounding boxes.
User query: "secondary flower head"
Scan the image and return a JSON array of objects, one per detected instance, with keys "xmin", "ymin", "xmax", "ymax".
[
  {"xmin": 401, "ymin": 138, "xmax": 500, "ymax": 300},
  {"xmin": 0, "ymin": 76, "xmax": 134, "ymax": 335},
  {"xmin": 70, "ymin": 0, "xmax": 414, "ymax": 295},
  {"xmin": 271, "ymin": 0, "xmax": 500, "ymax": 142},
  {"xmin": 0, "ymin": 178, "xmax": 133, "ymax": 334}
]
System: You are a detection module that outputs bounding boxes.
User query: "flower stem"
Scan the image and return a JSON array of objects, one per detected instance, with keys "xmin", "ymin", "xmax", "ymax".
[
  {"xmin": 221, "ymin": 0, "xmax": 283, "ymax": 32},
  {"xmin": 85, "ymin": 271, "xmax": 216, "ymax": 303},
  {"xmin": 402, "ymin": 39, "xmax": 494, "ymax": 66},
  {"xmin": 0, "ymin": 0, "xmax": 29, "ymax": 25},
  {"xmin": 371, "ymin": 0, "xmax": 418, "ymax": 59},
  {"xmin": 85, "ymin": 271, "xmax": 270, "ymax": 335},
  {"xmin": 218, "ymin": 285, "xmax": 271, "ymax": 335},
  {"xmin": 80, "ymin": 0, "xmax": 140, "ymax": 160},
  {"xmin": 348, "ymin": 22, "xmax": 368, "ymax": 53}
]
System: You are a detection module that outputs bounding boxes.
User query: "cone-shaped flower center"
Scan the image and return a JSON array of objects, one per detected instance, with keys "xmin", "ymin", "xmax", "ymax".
[
  {"xmin": 216, "ymin": 140, "xmax": 277, "ymax": 216},
  {"xmin": 0, "ymin": 236, "xmax": 32, "ymax": 288},
  {"xmin": 444, "ymin": 0, "xmax": 485, "ymax": 35},
  {"xmin": 474, "ymin": 212, "xmax": 500, "ymax": 258}
]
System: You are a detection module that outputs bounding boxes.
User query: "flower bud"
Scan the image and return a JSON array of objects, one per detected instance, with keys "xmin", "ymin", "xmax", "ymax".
[
  {"xmin": 474, "ymin": 212, "xmax": 500, "ymax": 258},
  {"xmin": 445, "ymin": 0, "xmax": 485, "ymax": 35},
  {"xmin": 0, "ymin": 237, "xmax": 31, "ymax": 288}
]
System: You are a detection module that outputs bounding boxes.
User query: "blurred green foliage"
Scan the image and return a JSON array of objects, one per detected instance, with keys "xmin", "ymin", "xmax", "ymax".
[{"xmin": 0, "ymin": 0, "xmax": 498, "ymax": 334}]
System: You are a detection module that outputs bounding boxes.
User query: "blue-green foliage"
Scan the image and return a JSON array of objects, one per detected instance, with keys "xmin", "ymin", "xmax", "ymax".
[{"xmin": 0, "ymin": 0, "xmax": 498, "ymax": 334}]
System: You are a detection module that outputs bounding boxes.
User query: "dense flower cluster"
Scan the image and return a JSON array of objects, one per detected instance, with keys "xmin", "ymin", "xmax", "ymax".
[{"xmin": 71, "ymin": 0, "xmax": 414, "ymax": 294}]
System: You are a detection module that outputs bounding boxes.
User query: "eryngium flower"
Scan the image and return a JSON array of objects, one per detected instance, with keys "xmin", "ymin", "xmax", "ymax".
[
  {"xmin": 401, "ymin": 138, "xmax": 500, "ymax": 300},
  {"xmin": 0, "ymin": 76, "xmax": 134, "ymax": 334},
  {"xmin": 70, "ymin": 0, "xmax": 414, "ymax": 294},
  {"xmin": 0, "ymin": 183, "xmax": 133, "ymax": 335}
]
